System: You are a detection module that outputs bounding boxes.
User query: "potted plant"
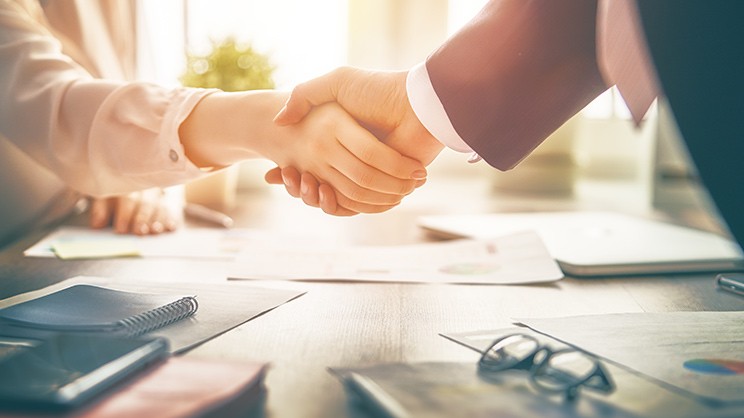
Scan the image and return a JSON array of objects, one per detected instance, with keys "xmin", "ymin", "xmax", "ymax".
[{"xmin": 181, "ymin": 38, "xmax": 275, "ymax": 210}]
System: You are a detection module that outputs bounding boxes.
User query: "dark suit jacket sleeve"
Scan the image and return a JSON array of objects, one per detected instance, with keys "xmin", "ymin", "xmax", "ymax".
[{"xmin": 425, "ymin": 0, "xmax": 607, "ymax": 170}]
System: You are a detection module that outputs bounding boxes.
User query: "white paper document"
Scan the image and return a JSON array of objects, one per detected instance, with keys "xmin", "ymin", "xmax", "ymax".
[
  {"xmin": 517, "ymin": 311, "xmax": 744, "ymax": 405},
  {"xmin": 419, "ymin": 211, "xmax": 744, "ymax": 276},
  {"xmin": 229, "ymin": 231, "xmax": 563, "ymax": 285},
  {"xmin": 24, "ymin": 226, "xmax": 298, "ymax": 260},
  {"xmin": 440, "ymin": 327, "xmax": 744, "ymax": 418}
]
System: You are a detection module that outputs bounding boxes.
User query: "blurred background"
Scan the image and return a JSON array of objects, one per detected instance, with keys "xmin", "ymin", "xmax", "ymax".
[{"xmin": 137, "ymin": 0, "xmax": 703, "ymax": 221}]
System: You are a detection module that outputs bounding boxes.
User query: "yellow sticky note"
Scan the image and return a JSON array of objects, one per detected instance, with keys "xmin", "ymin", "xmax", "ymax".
[{"xmin": 52, "ymin": 240, "xmax": 141, "ymax": 260}]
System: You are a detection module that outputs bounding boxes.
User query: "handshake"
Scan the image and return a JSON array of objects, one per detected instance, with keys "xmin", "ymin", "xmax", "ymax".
[{"xmin": 264, "ymin": 67, "xmax": 446, "ymax": 217}]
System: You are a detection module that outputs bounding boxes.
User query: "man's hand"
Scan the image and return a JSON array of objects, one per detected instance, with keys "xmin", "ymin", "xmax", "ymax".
[{"xmin": 268, "ymin": 67, "xmax": 443, "ymax": 214}]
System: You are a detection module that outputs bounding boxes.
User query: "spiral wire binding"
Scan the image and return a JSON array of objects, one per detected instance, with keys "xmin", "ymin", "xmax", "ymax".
[{"xmin": 118, "ymin": 296, "xmax": 199, "ymax": 337}]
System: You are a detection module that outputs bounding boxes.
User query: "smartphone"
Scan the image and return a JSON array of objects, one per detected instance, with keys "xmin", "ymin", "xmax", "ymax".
[
  {"xmin": 0, "ymin": 328, "xmax": 169, "ymax": 411},
  {"xmin": 716, "ymin": 273, "xmax": 744, "ymax": 297}
]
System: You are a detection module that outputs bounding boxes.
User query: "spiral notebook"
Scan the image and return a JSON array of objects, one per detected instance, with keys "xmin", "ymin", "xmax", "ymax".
[{"xmin": 0, "ymin": 284, "xmax": 198, "ymax": 337}]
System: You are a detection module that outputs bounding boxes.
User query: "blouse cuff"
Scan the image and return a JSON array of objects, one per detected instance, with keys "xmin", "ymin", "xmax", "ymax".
[
  {"xmin": 161, "ymin": 87, "xmax": 219, "ymax": 173},
  {"xmin": 87, "ymin": 84, "xmax": 220, "ymax": 195}
]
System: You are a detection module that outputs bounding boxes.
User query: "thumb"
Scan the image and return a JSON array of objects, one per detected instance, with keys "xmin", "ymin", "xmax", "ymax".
[
  {"xmin": 264, "ymin": 166, "xmax": 284, "ymax": 184},
  {"xmin": 273, "ymin": 69, "xmax": 345, "ymax": 125},
  {"xmin": 273, "ymin": 90, "xmax": 314, "ymax": 126}
]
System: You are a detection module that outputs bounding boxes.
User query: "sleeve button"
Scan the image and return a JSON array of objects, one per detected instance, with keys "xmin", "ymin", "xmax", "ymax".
[{"xmin": 169, "ymin": 149, "xmax": 179, "ymax": 162}]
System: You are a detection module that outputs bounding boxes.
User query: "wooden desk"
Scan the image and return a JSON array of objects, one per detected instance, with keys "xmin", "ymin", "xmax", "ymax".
[{"xmin": 1, "ymin": 175, "xmax": 742, "ymax": 417}]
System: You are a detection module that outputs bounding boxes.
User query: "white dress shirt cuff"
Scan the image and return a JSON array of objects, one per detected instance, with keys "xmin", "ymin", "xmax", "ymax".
[{"xmin": 406, "ymin": 62, "xmax": 473, "ymax": 154}]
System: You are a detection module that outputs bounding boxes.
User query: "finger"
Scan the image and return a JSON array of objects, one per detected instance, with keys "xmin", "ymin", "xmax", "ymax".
[
  {"xmin": 161, "ymin": 208, "xmax": 180, "ymax": 232},
  {"xmin": 334, "ymin": 121, "xmax": 427, "ymax": 186},
  {"xmin": 150, "ymin": 188, "xmax": 179, "ymax": 233},
  {"xmin": 113, "ymin": 195, "xmax": 138, "ymax": 234},
  {"xmin": 320, "ymin": 196, "xmax": 359, "ymax": 217},
  {"xmin": 264, "ymin": 167, "xmax": 284, "ymax": 185},
  {"xmin": 325, "ymin": 208, "xmax": 358, "ymax": 217},
  {"xmin": 301, "ymin": 125, "xmax": 417, "ymax": 203},
  {"xmin": 142, "ymin": 195, "xmax": 169, "ymax": 235},
  {"xmin": 318, "ymin": 164, "xmax": 406, "ymax": 207},
  {"xmin": 300, "ymin": 172, "xmax": 320, "ymax": 207},
  {"xmin": 332, "ymin": 153, "xmax": 420, "ymax": 196},
  {"xmin": 281, "ymin": 166, "xmax": 302, "ymax": 198},
  {"xmin": 317, "ymin": 170, "xmax": 402, "ymax": 213},
  {"xmin": 273, "ymin": 100, "xmax": 312, "ymax": 126},
  {"xmin": 295, "ymin": 172, "xmax": 357, "ymax": 216},
  {"xmin": 89, "ymin": 198, "xmax": 114, "ymax": 229},
  {"xmin": 148, "ymin": 205, "xmax": 165, "ymax": 235},
  {"xmin": 303, "ymin": 162, "xmax": 401, "ymax": 213},
  {"xmin": 318, "ymin": 183, "xmax": 344, "ymax": 215},
  {"xmin": 334, "ymin": 189, "xmax": 400, "ymax": 214},
  {"xmin": 149, "ymin": 201, "xmax": 179, "ymax": 234},
  {"xmin": 273, "ymin": 68, "xmax": 347, "ymax": 125},
  {"xmin": 297, "ymin": 172, "xmax": 376, "ymax": 216},
  {"xmin": 131, "ymin": 198, "xmax": 157, "ymax": 236}
]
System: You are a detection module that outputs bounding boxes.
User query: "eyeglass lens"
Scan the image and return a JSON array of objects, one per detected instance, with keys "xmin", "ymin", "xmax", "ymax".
[
  {"xmin": 479, "ymin": 334, "xmax": 613, "ymax": 400},
  {"xmin": 482, "ymin": 334, "xmax": 539, "ymax": 371},
  {"xmin": 532, "ymin": 350, "xmax": 598, "ymax": 392}
]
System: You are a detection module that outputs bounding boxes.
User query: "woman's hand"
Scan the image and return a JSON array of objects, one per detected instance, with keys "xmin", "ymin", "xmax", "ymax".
[
  {"xmin": 89, "ymin": 188, "xmax": 181, "ymax": 235},
  {"xmin": 179, "ymin": 90, "xmax": 426, "ymax": 216}
]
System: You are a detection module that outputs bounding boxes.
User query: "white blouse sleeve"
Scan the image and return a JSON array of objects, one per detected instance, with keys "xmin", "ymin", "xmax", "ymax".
[{"xmin": 0, "ymin": 1, "xmax": 216, "ymax": 196}]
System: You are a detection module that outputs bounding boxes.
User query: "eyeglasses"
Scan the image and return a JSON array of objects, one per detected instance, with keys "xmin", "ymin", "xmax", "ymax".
[{"xmin": 477, "ymin": 333, "xmax": 614, "ymax": 401}]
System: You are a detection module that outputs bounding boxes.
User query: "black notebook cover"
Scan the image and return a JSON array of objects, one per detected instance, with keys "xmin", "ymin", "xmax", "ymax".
[{"xmin": 0, "ymin": 284, "xmax": 198, "ymax": 336}]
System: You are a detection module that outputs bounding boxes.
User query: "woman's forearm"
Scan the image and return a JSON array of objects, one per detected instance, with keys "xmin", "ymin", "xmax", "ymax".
[{"xmin": 179, "ymin": 90, "xmax": 289, "ymax": 169}]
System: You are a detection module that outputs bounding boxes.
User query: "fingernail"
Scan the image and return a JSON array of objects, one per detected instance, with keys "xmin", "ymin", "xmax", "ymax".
[
  {"xmin": 137, "ymin": 223, "xmax": 149, "ymax": 235},
  {"xmin": 282, "ymin": 171, "xmax": 294, "ymax": 188},
  {"xmin": 411, "ymin": 169, "xmax": 427, "ymax": 180},
  {"xmin": 151, "ymin": 221, "xmax": 164, "ymax": 234},
  {"xmin": 301, "ymin": 181, "xmax": 309, "ymax": 195},
  {"xmin": 273, "ymin": 105, "xmax": 287, "ymax": 123},
  {"xmin": 319, "ymin": 189, "xmax": 326, "ymax": 206}
]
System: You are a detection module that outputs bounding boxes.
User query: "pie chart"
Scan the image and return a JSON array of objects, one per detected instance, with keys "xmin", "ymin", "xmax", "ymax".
[{"xmin": 683, "ymin": 359, "xmax": 744, "ymax": 375}]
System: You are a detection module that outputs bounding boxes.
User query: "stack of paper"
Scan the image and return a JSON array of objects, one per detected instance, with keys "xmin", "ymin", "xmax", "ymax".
[{"xmin": 230, "ymin": 231, "xmax": 563, "ymax": 285}]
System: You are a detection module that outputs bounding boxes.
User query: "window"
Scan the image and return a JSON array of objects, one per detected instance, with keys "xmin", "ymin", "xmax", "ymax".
[{"xmin": 138, "ymin": 0, "xmax": 347, "ymax": 89}]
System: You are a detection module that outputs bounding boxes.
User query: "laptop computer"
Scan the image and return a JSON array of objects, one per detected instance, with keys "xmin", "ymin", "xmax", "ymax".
[{"xmin": 418, "ymin": 211, "xmax": 744, "ymax": 277}]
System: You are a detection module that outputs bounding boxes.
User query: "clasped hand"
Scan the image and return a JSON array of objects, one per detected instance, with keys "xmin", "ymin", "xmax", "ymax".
[{"xmin": 266, "ymin": 67, "xmax": 444, "ymax": 216}]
